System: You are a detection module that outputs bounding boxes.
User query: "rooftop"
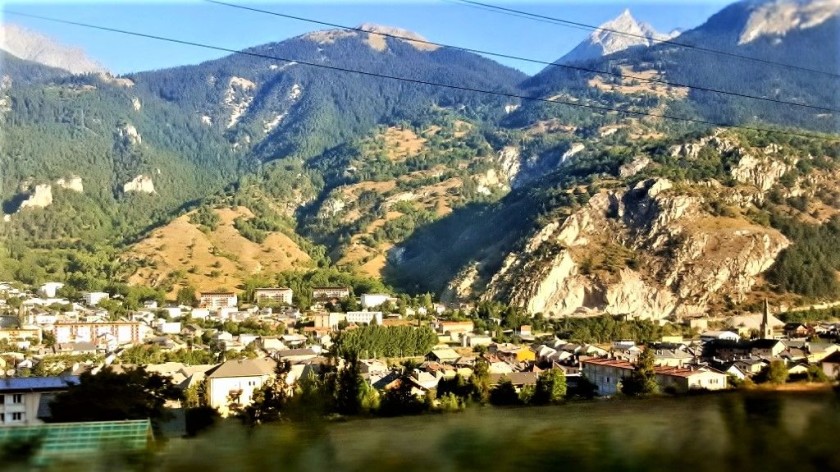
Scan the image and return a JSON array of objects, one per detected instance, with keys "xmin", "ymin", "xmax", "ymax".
[
  {"xmin": 206, "ymin": 358, "xmax": 276, "ymax": 379},
  {"xmin": 0, "ymin": 376, "xmax": 79, "ymax": 392}
]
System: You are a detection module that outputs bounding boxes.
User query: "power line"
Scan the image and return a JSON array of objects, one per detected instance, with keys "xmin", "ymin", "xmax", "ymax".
[
  {"xmin": 4, "ymin": 10, "xmax": 837, "ymax": 143},
  {"xmin": 448, "ymin": 0, "xmax": 840, "ymax": 79},
  {"xmin": 204, "ymin": 0, "xmax": 840, "ymax": 114}
]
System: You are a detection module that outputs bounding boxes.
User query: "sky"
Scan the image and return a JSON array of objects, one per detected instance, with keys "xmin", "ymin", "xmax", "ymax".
[{"xmin": 2, "ymin": 1, "xmax": 733, "ymax": 75}]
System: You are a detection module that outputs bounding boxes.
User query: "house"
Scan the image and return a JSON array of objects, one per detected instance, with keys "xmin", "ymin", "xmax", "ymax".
[
  {"xmin": 733, "ymin": 357, "xmax": 769, "ymax": 376},
  {"xmin": 427, "ymin": 348, "xmax": 460, "ymax": 364},
  {"xmin": 38, "ymin": 282, "xmax": 64, "ymax": 298},
  {"xmin": 311, "ymin": 287, "xmax": 350, "ymax": 301},
  {"xmin": 0, "ymin": 376, "xmax": 79, "ymax": 425},
  {"xmin": 653, "ymin": 349, "xmax": 694, "ymax": 367},
  {"xmin": 783, "ymin": 323, "xmax": 811, "ymax": 339},
  {"xmin": 312, "ymin": 312, "xmax": 382, "ymax": 330},
  {"xmin": 199, "ymin": 292, "xmax": 238, "ymax": 310},
  {"xmin": 438, "ymin": 321, "xmax": 475, "ymax": 335},
  {"xmin": 360, "ymin": 294, "xmax": 391, "ymax": 309},
  {"xmin": 461, "ymin": 333, "xmax": 493, "ymax": 348},
  {"xmin": 254, "ymin": 288, "xmax": 293, "ymax": 306},
  {"xmin": 258, "ymin": 336, "xmax": 286, "ymax": 351},
  {"xmin": 750, "ymin": 339, "xmax": 785, "ymax": 359},
  {"xmin": 54, "ymin": 342, "xmax": 98, "ymax": 355},
  {"xmin": 700, "ymin": 331, "xmax": 740, "ymax": 343},
  {"xmin": 489, "ymin": 343, "xmax": 536, "ymax": 363},
  {"xmin": 654, "ymin": 367, "xmax": 728, "ymax": 393},
  {"xmin": 488, "ymin": 372, "xmax": 539, "ymax": 390},
  {"xmin": 275, "ymin": 348, "xmax": 318, "ymax": 364},
  {"xmin": 581, "ymin": 358, "xmax": 728, "ymax": 395},
  {"xmin": 807, "ymin": 343, "xmax": 840, "ymax": 363},
  {"xmin": 581, "ymin": 358, "xmax": 636, "ymax": 396},
  {"xmin": 820, "ymin": 351, "xmax": 840, "ymax": 379},
  {"xmin": 205, "ymin": 358, "xmax": 277, "ymax": 416},
  {"xmin": 82, "ymin": 292, "xmax": 109, "ymax": 307}
]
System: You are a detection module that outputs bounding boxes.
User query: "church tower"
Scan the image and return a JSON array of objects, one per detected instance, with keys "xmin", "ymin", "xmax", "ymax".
[{"xmin": 761, "ymin": 299, "xmax": 773, "ymax": 339}]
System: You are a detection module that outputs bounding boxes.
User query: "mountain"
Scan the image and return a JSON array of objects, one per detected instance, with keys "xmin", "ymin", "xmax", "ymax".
[
  {"xmin": 3, "ymin": 3, "xmax": 840, "ymax": 318},
  {"xmin": 131, "ymin": 24, "xmax": 526, "ymax": 162},
  {"xmin": 556, "ymin": 9, "xmax": 680, "ymax": 65},
  {"xmin": 0, "ymin": 23, "xmax": 106, "ymax": 75}
]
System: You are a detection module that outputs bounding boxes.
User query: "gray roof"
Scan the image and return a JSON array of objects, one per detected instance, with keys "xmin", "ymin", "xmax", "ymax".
[
  {"xmin": 0, "ymin": 376, "xmax": 79, "ymax": 393},
  {"xmin": 489, "ymin": 372, "xmax": 538, "ymax": 387},
  {"xmin": 206, "ymin": 358, "xmax": 276, "ymax": 379}
]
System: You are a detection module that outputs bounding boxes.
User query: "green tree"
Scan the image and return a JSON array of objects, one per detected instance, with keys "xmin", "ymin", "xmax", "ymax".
[
  {"xmin": 489, "ymin": 378, "xmax": 521, "ymax": 406},
  {"xmin": 176, "ymin": 286, "xmax": 198, "ymax": 307},
  {"xmin": 532, "ymin": 369, "xmax": 567, "ymax": 405},
  {"xmin": 621, "ymin": 348, "xmax": 658, "ymax": 396},
  {"xmin": 47, "ymin": 367, "xmax": 181, "ymax": 434},
  {"xmin": 766, "ymin": 360, "xmax": 789, "ymax": 385}
]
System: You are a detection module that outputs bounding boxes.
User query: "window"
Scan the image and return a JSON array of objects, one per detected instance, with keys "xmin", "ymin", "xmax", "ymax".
[
  {"xmin": 0, "ymin": 395, "xmax": 4, "ymax": 404},
  {"xmin": 12, "ymin": 412, "xmax": 22, "ymax": 421},
  {"xmin": 0, "ymin": 414, "xmax": 5, "ymax": 422},
  {"xmin": 12, "ymin": 394, "xmax": 22, "ymax": 404}
]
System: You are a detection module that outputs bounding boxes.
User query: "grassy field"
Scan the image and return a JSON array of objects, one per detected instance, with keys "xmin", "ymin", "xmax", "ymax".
[{"xmin": 24, "ymin": 391, "xmax": 839, "ymax": 472}]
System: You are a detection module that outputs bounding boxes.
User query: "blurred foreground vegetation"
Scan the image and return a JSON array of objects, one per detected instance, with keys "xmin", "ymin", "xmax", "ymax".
[{"xmin": 5, "ymin": 391, "xmax": 838, "ymax": 472}]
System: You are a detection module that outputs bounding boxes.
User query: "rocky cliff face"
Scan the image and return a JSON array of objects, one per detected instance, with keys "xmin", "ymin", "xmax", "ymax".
[
  {"xmin": 123, "ymin": 175, "xmax": 156, "ymax": 194},
  {"xmin": 17, "ymin": 184, "xmax": 53, "ymax": 211},
  {"xmin": 482, "ymin": 176, "xmax": 789, "ymax": 320}
]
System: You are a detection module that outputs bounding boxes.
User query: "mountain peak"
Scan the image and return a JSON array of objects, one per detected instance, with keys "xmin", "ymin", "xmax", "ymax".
[
  {"xmin": 300, "ymin": 23, "xmax": 438, "ymax": 52},
  {"xmin": 556, "ymin": 10, "xmax": 679, "ymax": 65},
  {"xmin": 0, "ymin": 23, "xmax": 106, "ymax": 75}
]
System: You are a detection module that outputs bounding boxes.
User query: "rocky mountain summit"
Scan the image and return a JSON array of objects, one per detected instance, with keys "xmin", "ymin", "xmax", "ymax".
[{"xmin": 557, "ymin": 9, "xmax": 680, "ymax": 64}]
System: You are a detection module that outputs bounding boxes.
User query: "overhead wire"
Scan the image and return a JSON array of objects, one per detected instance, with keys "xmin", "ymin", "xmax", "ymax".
[
  {"xmin": 203, "ymin": 0, "xmax": 840, "ymax": 114},
  {"xmin": 447, "ymin": 0, "xmax": 840, "ymax": 79},
  {"xmin": 4, "ymin": 10, "xmax": 838, "ymax": 142}
]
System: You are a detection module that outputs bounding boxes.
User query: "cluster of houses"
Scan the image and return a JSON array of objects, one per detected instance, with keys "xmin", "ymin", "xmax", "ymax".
[{"xmin": 0, "ymin": 279, "xmax": 839, "ymax": 427}]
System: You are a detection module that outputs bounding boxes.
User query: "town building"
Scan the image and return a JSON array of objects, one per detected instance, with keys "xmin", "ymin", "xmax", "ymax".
[
  {"xmin": 0, "ymin": 376, "xmax": 79, "ymax": 426},
  {"xmin": 82, "ymin": 292, "xmax": 109, "ymax": 307},
  {"xmin": 581, "ymin": 358, "xmax": 728, "ymax": 395},
  {"xmin": 311, "ymin": 287, "xmax": 350, "ymax": 301},
  {"xmin": 199, "ymin": 292, "xmax": 238, "ymax": 310},
  {"xmin": 254, "ymin": 288, "xmax": 294, "ymax": 306},
  {"xmin": 52, "ymin": 321, "xmax": 145, "ymax": 346},
  {"xmin": 205, "ymin": 358, "xmax": 277, "ymax": 416},
  {"xmin": 360, "ymin": 293, "xmax": 391, "ymax": 309},
  {"xmin": 0, "ymin": 327, "xmax": 42, "ymax": 345},
  {"xmin": 38, "ymin": 282, "xmax": 64, "ymax": 298}
]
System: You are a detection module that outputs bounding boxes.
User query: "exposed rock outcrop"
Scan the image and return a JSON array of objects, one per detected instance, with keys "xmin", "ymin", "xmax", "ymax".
[
  {"xmin": 224, "ymin": 76, "xmax": 256, "ymax": 128},
  {"xmin": 17, "ymin": 184, "xmax": 53, "ymax": 211},
  {"xmin": 55, "ymin": 176, "xmax": 83, "ymax": 193},
  {"xmin": 117, "ymin": 123, "xmax": 142, "ymax": 146},
  {"xmin": 482, "ymin": 177, "xmax": 789, "ymax": 320},
  {"xmin": 123, "ymin": 175, "xmax": 155, "ymax": 194}
]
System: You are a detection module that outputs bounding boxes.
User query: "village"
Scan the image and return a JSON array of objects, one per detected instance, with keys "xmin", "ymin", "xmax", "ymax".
[{"xmin": 0, "ymin": 277, "xmax": 837, "ymax": 435}]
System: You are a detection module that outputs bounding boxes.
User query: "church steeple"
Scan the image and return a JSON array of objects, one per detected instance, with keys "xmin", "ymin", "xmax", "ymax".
[{"xmin": 761, "ymin": 299, "xmax": 773, "ymax": 339}]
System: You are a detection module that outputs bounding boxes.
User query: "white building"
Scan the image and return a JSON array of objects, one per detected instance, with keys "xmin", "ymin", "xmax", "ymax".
[
  {"xmin": 346, "ymin": 311, "xmax": 383, "ymax": 325},
  {"xmin": 0, "ymin": 376, "xmax": 79, "ymax": 426},
  {"xmin": 158, "ymin": 322, "xmax": 182, "ymax": 335},
  {"xmin": 360, "ymin": 294, "xmax": 391, "ymax": 309},
  {"xmin": 82, "ymin": 292, "xmax": 110, "ymax": 307},
  {"xmin": 254, "ymin": 288, "xmax": 293, "ymax": 306},
  {"xmin": 205, "ymin": 358, "xmax": 277, "ymax": 416},
  {"xmin": 53, "ymin": 321, "xmax": 145, "ymax": 346},
  {"xmin": 199, "ymin": 292, "xmax": 238, "ymax": 310},
  {"xmin": 38, "ymin": 282, "xmax": 64, "ymax": 298},
  {"xmin": 190, "ymin": 308, "xmax": 210, "ymax": 320}
]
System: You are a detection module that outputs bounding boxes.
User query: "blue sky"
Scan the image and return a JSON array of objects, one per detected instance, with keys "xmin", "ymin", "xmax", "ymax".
[{"xmin": 2, "ymin": 1, "xmax": 733, "ymax": 75}]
